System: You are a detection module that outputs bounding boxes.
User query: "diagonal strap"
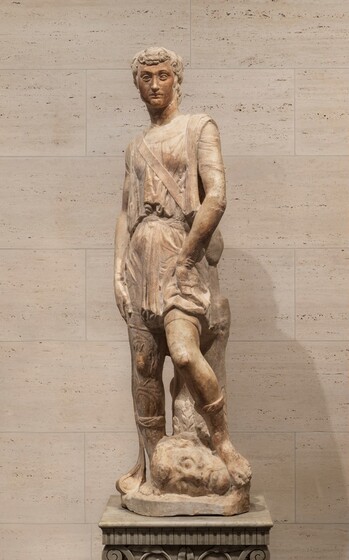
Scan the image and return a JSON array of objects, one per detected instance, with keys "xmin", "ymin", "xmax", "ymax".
[{"xmin": 138, "ymin": 136, "xmax": 185, "ymax": 213}]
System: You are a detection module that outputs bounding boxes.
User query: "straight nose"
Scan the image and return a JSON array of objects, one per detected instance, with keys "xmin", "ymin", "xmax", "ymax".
[{"xmin": 150, "ymin": 76, "xmax": 159, "ymax": 91}]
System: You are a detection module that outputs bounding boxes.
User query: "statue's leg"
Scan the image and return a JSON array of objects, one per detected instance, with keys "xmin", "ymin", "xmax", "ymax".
[
  {"xmin": 165, "ymin": 315, "xmax": 251, "ymax": 488},
  {"xmin": 166, "ymin": 317, "xmax": 220, "ymax": 406},
  {"xmin": 128, "ymin": 326, "xmax": 167, "ymax": 460},
  {"xmin": 116, "ymin": 428, "xmax": 146, "ymax": 495},
  {"xmin": 202, "ymin": 295, "xmax": 231, "ymax": 391}
]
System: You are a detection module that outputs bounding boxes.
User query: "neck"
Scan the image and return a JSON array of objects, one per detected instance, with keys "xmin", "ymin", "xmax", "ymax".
[{"xmin": 147, "ymin": 100, "xmax": 180, "ymax": 126}]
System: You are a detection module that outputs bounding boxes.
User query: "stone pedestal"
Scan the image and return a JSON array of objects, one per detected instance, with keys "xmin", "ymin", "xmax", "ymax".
[{"xmin": 99, "ymin": 495, "xmax": 273, "ymax": 560}]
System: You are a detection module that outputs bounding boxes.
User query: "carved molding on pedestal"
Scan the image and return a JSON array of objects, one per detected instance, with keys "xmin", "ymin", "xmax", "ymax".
[
  {"xmin": 237, "ymin": 546, "xmax": 270, "ymax": 560},
  {"xmin": 103, "ymin": 527, "xmax": 270, "ymax": 547},
  {"xmin": 103, "ymin": 548, "xmax": 134, "ymax": 560},
  {"xmin": 102, "ymin": 546, "xmax": 270, "ymax": 560}
]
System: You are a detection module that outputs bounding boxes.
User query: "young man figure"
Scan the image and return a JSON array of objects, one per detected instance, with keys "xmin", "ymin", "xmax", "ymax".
[{"xmin": 114, "ymin": 47, "xmax": 251, "ymax": 495}]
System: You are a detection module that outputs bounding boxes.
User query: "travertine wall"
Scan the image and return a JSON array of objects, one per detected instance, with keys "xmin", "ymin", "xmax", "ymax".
[{"xmin": 0, "ymin": 2, "xmax": 348, "ymax": 559}]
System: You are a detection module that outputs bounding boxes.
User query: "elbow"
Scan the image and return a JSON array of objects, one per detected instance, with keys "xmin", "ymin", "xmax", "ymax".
[
  {"xmin": 204, "ymin": 176, "xmax": 227, "ymax": 216},
  {"xmin": 208, "ymin": 192, "xmax": 226, "ymax": 217},
  {"xmin": 219, "ymin": 195, "xmax": 227, "ymax": 213}
]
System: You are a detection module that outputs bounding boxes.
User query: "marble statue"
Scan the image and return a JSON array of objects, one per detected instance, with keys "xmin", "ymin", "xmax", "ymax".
[{"xmin": 113, "ymin": 47, "xmax": 251, "ymax": 516}]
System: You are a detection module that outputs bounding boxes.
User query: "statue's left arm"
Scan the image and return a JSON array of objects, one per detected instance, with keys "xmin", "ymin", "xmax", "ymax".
[{"xmin": 177, "ymin": 120, "xmax": 226, "ymax": 269}]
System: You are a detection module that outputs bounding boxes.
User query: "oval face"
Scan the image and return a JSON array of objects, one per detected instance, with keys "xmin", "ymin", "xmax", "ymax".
[{"xmin": 137, "ymin": 62, "xmax": 175, "ymax": 109}]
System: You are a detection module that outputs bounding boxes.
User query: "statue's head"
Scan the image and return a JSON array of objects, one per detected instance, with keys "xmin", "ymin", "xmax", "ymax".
[{"xmin": 131, "ymin": 46, "xmax": 184, "ymax": 105}]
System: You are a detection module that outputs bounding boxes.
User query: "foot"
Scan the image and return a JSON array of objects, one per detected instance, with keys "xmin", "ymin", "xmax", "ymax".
[
  {"xmin": 215, "ymin": 439, "xmax": 252, "ymax": 487},
  {"xmin": 116, "ymin": 448, "xmax": 146, "ymax": 495}
]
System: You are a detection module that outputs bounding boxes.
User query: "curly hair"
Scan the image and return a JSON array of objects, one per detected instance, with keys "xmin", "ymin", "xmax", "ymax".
[{"xmin": 131, "ymin": 46, "xmax": 184, "ymax": 104}]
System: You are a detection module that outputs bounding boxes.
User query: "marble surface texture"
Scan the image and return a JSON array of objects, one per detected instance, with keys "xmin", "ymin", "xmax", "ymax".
[{"xmin": 1, "ymin": 1, "xmax": 348, "ymax": 559}]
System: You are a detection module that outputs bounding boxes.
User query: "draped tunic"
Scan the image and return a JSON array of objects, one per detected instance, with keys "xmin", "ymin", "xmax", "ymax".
[{"xmin": 124, "ymin": 113, "xmax": 225, "ymax": 331}]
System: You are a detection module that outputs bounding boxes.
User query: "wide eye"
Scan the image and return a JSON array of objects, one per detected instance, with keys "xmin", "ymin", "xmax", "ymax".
[
  {"xmin": 159, "ymin": 73, "xmax": 169, "ymax": 81},
  {"xmin": 141, "ymin": 75, "xmax": 151, "ymax": 82}
]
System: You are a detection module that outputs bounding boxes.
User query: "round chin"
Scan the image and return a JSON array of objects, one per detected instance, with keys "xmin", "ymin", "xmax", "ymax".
[{"xmin": 147, "ymin": 99, "xmax": 168, "ymax": 110}]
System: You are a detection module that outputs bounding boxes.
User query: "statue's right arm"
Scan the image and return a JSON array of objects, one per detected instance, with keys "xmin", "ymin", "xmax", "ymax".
[{"xmin": 114, "ymin": 147, "xmax": 132, "ymax": 321}]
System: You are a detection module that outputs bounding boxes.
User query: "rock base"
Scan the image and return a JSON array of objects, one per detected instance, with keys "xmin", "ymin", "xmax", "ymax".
[{"xmin": 121, "ymin": 482, "xmax": 250, "ymax": 517}]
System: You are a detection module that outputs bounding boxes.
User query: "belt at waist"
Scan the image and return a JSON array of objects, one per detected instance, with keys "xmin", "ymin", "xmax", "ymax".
[{"xmin": 130, "ymin": 207, "xmax": 189, "ymax": 236}]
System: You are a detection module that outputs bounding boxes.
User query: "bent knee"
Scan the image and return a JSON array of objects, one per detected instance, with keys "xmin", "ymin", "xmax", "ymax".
[{"xmin": 170, "ymin": 345, "xmax": 198, "ymax": 370}]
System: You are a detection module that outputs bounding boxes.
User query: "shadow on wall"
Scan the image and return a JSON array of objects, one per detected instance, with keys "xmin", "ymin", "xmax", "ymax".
[{"xmin": 222, "ymin": 249, "xmax": 349, "ymax": 559}]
